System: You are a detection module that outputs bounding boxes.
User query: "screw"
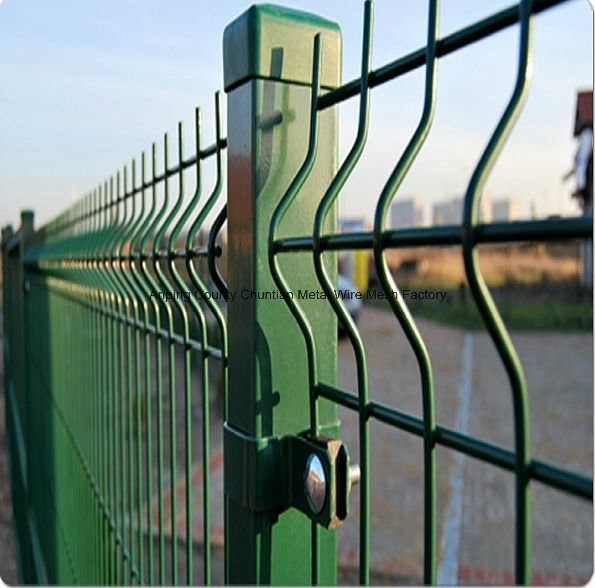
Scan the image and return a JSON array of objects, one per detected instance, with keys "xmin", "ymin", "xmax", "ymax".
[
  {"xmin": 23, "ymin": 279, "xmax": 30, "ymax": 293},
  {"xmin": 304, "ymin": 454, "xmax": 326, "ymax": 514},
  {"xmin": 349, "ymin": 463, "xmax": 361, "ymax": 487}
]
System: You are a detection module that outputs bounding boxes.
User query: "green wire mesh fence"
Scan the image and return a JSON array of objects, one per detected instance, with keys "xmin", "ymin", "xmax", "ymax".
[
  {"xmin": 3, "ymin": 95, "xmax": 229, "ymax": 585},
  {"xmin": 2, "ymin": 0, "xmax": 593, "ymax": 585}
]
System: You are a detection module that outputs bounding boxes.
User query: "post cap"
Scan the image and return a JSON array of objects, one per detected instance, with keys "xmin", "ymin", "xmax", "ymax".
[
  {"xmin": 20, "ymin": 210, "xmax": 34, "ymax": 228},
  {"xmin": 223, "ymin": 3, "xmax": 341, "ymax": 92}
]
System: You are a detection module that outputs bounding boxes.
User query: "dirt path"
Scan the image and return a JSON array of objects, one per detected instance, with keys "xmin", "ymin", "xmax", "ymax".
[
  {"xmin": 336, "ymin": 307, "xmax": 592, "ymax": 584},
  {"xmin": 0, "ymin": 308, "xmax": 592, "ymax": 585}
]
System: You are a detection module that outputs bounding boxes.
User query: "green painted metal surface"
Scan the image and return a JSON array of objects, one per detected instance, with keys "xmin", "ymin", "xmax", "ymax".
[
  {"xmin": 224, "ymin": 4, "xmax": 341, "ymax": 583},
  {"xmin": 1, "ymin": 0, "xmax": 593, "ymax": 586},
  {"xmin": 222, "ymin": 4, "xmax": 341, "ymax": 93}
]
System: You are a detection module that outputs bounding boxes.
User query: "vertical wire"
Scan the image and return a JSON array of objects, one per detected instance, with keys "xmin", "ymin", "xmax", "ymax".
[
  {"xmin": 133, "ymin": 151, "xmax": 151, "ymax": 585},
  {"xmin": 371, "ymin": 0, "xmax": 440, "ymax": 582},
  {"xmin": 461, "ymin": 1, "xmax": 534, "ymax": 582},
  {"xmin": 136, "ymin": 149, "xmax": 156, "ymax": 584},
  {"xmin": 151, "ymin": 132, "xmax": 182, "ymax": 584},
  {"xmin": 98, "ymin": 181, "xmax": 110, "ymax": 586},
  {"xmin": 114, "ymin": 171, "xmax": 127, "ymax": 584},
  {"xmin": 312, "ymin": 1, "xmax": 373, "ymax": 583},
  {"xmin": 122, "ymin": 157, "xmax": 146, "ymax": 584},
  {"xmin": 91, "ymin": 187, "xmax": 102, "ymax": 585},
  {"xmin": 185, "ymin": 93, "xmax": 226, "ymax": 585},
  {"xmin": 113, "ymin": 156, "xmax": 146, "ymax": 583},
  {"xmin": 131, "ymin": 159, "xmax": 145, "ymax": 585},
  {"xmin": 151, "ymin": 143, "xmax": 167, "ymax": 585},
  {"xmin": 99, "ymin": 182, "xmax": 109, "ymax": 585},
  {"xmin": 137, "ymin": 142, "xmax": 164, "ymax": 584},
  {"xmin": 125, "ymin": 164, "xmax": 137, "ymax": 583},
  {"xmin": 93, "ymin": 188, "xmax": 102, "ymax": 585},
  {"xmin": 119, "ymin": 167, "xmax": 129, "ymax": 583},
  {"xmin": 106, "ymin": 177, "xmax": 118, "ymax": 585},
  {"xmin": 165, "ymin": 120, "xmax": 196, "ymax": 584},
  {"xmin": 108, "ymin": 175, "xmax": 121, "ymax": 585}
]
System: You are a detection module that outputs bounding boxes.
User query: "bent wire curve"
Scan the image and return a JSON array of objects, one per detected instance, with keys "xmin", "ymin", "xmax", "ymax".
[
  {"xmin": 128, "ymin": 151, "xmax": 157, "ymax": 584},
  {"xmin": 151, "ymin": 129, "xmax": 189, "ymax": 584},
  {"xmin": 137, "ymin": 146, "xmax": 165, "ymax": 584},
  {"xmin": 461, "ymin": 0, "xmax": 534, "ymax": 583},
  {"xmin": 312, "ymin": 1, "xmax": 373, "ymax": 583},
  {"xmin": 267, "ymin": 33, "xmax": 323, "ymax": 584},
  {"xmin": 110, "ymin": 170, "xmax": 138, "ymax": 584},
  {"xmin": 165, "ymin": 121, "xmax": 197, "ymax": 584},
  {"xmin": 143, "ymin": 143, "xmax": 169, "ymax": 584},
  {"xmin": 114, "ymin": 164, "xmax": 143, "ymax": 584},
  {"xmin": 183, "ymin": 94, "xmax": 227, "ymax": 585},
  {"xmin": 120, "ymin": 160, "xmax": 149, "ymax": 584},
  {"xmin": 207, "ymin": 204, "xmax": 228, "ymax": 298},
  {"xmin": 371, "ymin": 0, "xmax": 440, "ymax": 582},
  {"xmin": 185, "ymin": 94, "xmax": 227, "ymax": 403},
  {"xmin": 269, "ymin": 34, "xmax": 322, "ymax": 435}
]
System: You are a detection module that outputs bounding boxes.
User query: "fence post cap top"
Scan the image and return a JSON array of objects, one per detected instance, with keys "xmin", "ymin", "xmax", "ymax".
[{"xmin": 223, "ymin": 3, "xmax": 341, "ymax": 93}]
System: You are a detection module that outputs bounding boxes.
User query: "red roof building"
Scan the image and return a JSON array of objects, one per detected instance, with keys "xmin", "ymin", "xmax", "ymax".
[{"xmin": 574, "ymin": 90, "xmax": 593, "ymax": 136}]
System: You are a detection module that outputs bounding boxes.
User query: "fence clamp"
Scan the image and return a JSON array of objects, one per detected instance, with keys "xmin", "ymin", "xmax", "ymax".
[{"xmin": 224, "ymin": 422, "xmax": 358, "ymax": 529}]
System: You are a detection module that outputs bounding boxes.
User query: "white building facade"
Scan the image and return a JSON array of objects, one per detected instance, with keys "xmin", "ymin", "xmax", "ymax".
[
  {"xmin": 432, "ymin": 196, "xmax": 492, "ymax": 226},
  {"xmin": 390, "ymin": 196, "xmax": 425, "ymax": 229},
  {"xmin": 491, "ymin": 197, "xmax": 519, "ymax": 222}
]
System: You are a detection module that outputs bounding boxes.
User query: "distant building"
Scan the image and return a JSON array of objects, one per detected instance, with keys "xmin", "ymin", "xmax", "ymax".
[
  {"xmin": 432, "ymin": 200, "xmax": 456, "ymax": 225},
  {"xmin": 572, "ymin": 90, "xmax": 593, "ymax": 211},
  {"xmin": 432, "ymin": 196, "xmax": 491, "ymax": 226},
  {"xmin": 339, "ymin": 218, "xmax": 365, "ymax": 234},
  {"xmin": 491, "ymin": 197, "xmax": 519, "ymax": 222},
  {"xmin": 571, "ymin": 89, "xmax": 593, "ymax": 286},
  {"xmin": 390, "ymin": 197, "xmax": 425, "ymax": 229}
]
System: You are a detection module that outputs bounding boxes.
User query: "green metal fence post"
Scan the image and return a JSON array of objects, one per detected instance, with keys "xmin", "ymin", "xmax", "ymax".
[
  {"xmin": 223, "ymin": 5, "xmax": 341, "ymax": 584},
  {"xmin": 19, "ymin": 211, "xmax": 34, "ymax": 517},
  {"xmin": 15, "ymin": 210, "xmax": 46, "ymax": 584},
  {"xmin": 1, "ymin": 224, "xmax": 27, "ymax": 583},
  {"xmin": 17, "ymin": 211, "xmax": 34, "ymax": 450}
]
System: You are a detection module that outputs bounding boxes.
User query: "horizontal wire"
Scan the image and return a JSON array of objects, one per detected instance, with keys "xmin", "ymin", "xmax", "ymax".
[
  {"xmin": 32, "ymin": 275, "xmax": 225, "ymax": 360},
  {"xmin": 30, "ymin": 1, "xmax": 570, "ymax": 239},
  {"xmin": 316, "ymin": 383, "xmax": 592, "ymax": 500},
  {"xmin": 36, "ymin": 137, "xmax": 227, "ymax": 235},
  {"xmin": 28, "ymin": 0, "xmax": 571, "ymax": 241},
  {"xmin": 317, "ymin": 0, "xmax": 569, "ymax": 111},
  {"xmin": 274, "ymin": 215, "xmax": 593, "ymax": 252},
  {"xmin": 24, "ymin": 244, "xmax": 221, "ymax": 264}
]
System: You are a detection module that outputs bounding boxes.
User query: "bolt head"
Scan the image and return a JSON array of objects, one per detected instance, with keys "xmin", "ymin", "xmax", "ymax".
[{"xmin": 304, "ymin": 454, "xmax": 326, "ymax": 514}]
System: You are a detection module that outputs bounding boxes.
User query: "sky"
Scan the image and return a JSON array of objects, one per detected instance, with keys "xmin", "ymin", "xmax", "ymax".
[{"xmin": 0, "ymin": 0, "xmax": 593, "ymax": 231}]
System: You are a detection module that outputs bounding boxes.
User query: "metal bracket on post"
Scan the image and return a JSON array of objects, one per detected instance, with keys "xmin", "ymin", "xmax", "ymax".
[
  {"xmin": 224, "ymin": 4, "xmax": 342, "ymax": 584},
  {"xmin": 224, "ymin": 423, "xmax": 357, "ymax": 529}
]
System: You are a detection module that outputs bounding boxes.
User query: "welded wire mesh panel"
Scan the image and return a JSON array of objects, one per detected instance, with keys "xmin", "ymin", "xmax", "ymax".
[
  {"xmin": 3, "ymin": 95, "xmax": 228, "ymax": 585},
  {"xmin": 269, "ymin": 0, "xmax": 592, "ymax": 584},
  {"xmin": 1, "ymin": 0, "xmax": 593, "ymax": 586}
]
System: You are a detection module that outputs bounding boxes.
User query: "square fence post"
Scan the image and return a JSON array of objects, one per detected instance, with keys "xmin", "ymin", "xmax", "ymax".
[{"xmin": 223, "ymin": 5, "xmax": 341, "ymax": 584}]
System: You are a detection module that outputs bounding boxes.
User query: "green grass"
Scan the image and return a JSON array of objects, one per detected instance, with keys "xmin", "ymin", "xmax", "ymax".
[{"xmin": 364, "ymin": 285, "xmax": 593, "ymax": 332}]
